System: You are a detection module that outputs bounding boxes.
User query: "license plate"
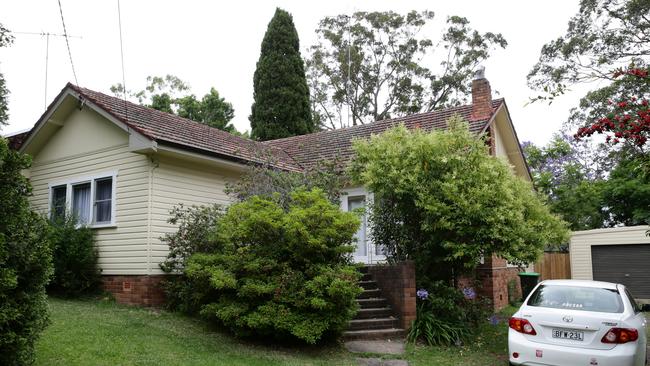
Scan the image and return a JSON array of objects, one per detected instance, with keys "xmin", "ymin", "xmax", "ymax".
[{"xmin": 552, "ymin": 329, "xmax": 584, "ymax": 341}]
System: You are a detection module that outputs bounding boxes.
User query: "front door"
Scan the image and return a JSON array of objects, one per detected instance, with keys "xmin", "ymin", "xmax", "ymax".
[{"xmin": 341, "ymin": 188, "xmax": 386, "ymax": 264}]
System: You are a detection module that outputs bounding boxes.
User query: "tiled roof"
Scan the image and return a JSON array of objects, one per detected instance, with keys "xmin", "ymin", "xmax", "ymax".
[
  {"xmin": 20, "ymin": 83, "xmax": 503, "ymax": 172},
  {"xmin": 264, "ymin": 100, "xmax": 503, "ymax": 169},
  {"xmin": 68, "ymin": 84, "xmax": 302, "ymax": 171}
]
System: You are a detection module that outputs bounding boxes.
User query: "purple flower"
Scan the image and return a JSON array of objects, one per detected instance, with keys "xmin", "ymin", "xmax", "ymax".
[
  {"xmin": 416, "ymin": 289, "xmax": 429, "ymax": 300},
  {"xmin": 488, "ymin": 314, "xmax": 500, "ymax": 326},
  {"xmin": 462, "ymin": 287, "xmax": 476, "ymax": 300}
]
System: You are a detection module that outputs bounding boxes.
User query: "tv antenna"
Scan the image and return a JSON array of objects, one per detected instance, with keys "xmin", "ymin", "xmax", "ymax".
[{"xmin": 12, "ymin": 31, "xmax": 82, "ymax": 109}]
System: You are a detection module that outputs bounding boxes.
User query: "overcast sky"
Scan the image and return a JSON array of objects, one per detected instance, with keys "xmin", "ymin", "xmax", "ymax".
[{"xmin": 1, "ymin": 0, "xmax": 593, "ymax": 145}]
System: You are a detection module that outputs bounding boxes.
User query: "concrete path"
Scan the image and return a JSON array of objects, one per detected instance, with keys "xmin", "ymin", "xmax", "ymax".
[{"xmin": 345, "ymin": 340, "xmax": 408, "ymax": 366}]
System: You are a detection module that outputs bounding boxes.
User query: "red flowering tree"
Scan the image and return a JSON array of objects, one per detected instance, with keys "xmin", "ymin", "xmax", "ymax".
[{"xmin": 574, "ymin": 67, "xmax": 650, "ymax": 149}]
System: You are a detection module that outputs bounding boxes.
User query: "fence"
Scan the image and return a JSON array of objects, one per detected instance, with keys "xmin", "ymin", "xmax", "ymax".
[{"xmin": 535, "ymin": 252, "xmax": 571, "ymax": 280}]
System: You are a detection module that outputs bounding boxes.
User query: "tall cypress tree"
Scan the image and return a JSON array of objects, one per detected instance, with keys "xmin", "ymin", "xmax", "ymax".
[{"xmin": 250, "ymin": 8, "xmax": 313, "ymax": 141}]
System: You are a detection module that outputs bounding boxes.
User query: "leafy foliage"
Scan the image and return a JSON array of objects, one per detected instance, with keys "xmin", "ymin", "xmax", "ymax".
[
  {"xmin": 523, "ymin": 136, "xmax": 607, "ymax": 230},
  {"xmin": 408, "ymin": 281, "xmax": 488, "ymax": 346},
  {"xmin": 572, "ymin": 69, "xmax": 650, "ymax": 151},
  {"xmin": 225, "ymin": 157, "xmax": 348, "ymax": 207},
  {"xmin": 183, "ymin": 189, "xmax": 362, "ymax": 344},
  {"xmin": 47, "ymin": 215, "xmax": 101, "ymax": 296},
  {"xmin": 529, "ymin": 0, "xmax": 650, "ymax": 158},
  {"xmin": 250, "ymin": 8, "xmax": 313, "ymax": 140},
  {"xmin": 0, "ymin": 23, "xmax": 14, "ymax": 127},
  {"xmin": 307, "ymin": 11, "xmax": 507, "ymax": 129},
  {"xmin": 350, "ymin": 116, "xmax": 569, "ymax": 283},
  {"xmin": 0, "ymin": 137, "xmax": 53, "ymax": 365},
  {"xmin": 111, "ymin": 75, "xmax": 240, "ymax": 134},
  {"xmin": 159, "ymin": 204, "xmax": 226, "ymax": 313},
  {"xmin": 603, "ymin": 156, "xmax": 650, "ymax": 225},
  {"xmin": 528, "ymin": 0, "xmax": 649, "ymax": 100}
]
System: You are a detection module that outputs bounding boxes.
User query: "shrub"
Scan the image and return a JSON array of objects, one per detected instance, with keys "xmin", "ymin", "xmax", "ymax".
[
  {"xmin": 408, "ymin": 281, "xmax": 489, "ymax": 346},
  {"xmin": 350, "ymin": 116, "xmax": 570, "ymax": 283},
  {"xmin": 48, "ymin": 215, "xmax": 101, "ymax": 296},
  {"xmin": 0, "ymin": 138, "xmax": 53, "ymax": 365},
  {"xmin": 159, "ymin": 204, "xmax": 225, "ymax": 313},
  {"xmin": 184, "ymin": 188, "xmax": 362, "ymax": 344}
]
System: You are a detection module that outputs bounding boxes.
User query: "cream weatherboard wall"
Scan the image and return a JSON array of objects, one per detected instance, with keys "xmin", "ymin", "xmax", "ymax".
[
  {"xmin": 148, "ymin": 154, "xmax": 239, "ymax": 274},
  {"xmin": 26, "ymin": 107, "xmax": 244, "ymax": 276},
  {"xmin": 28, "ymin": 107, "xmax": 152, "ymax": 275},
  {"xmin": 570, "ymin": 226, "xmax": 650, "ymax": 280}
]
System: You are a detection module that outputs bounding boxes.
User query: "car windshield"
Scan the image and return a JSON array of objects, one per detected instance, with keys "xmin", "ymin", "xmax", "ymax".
[{"xmin": 527, "ymin": 285, "xmax": 624, "ymax": 313}]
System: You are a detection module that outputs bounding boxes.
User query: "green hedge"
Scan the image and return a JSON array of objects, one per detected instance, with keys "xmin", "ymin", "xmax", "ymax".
[{"xmin": 0, "ymin": 138, "xmax": 53, "ymax": 365}]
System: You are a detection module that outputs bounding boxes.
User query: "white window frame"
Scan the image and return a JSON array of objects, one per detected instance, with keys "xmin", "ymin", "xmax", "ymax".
[{"xmin": 47, "ymin": 171, "xmax": 117, "ymax": 228}]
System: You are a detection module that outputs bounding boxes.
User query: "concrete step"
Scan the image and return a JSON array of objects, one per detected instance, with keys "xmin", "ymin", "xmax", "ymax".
[
  {"xmin": 361, "ymin": 273, "xmax": 373, "ymax": 281},
  {"xmin": 343, "ymin": 328, "xmax": 405, "ymax": 341},
  {"xmin": 354, "ymin": 307, "xmax": 393, "ymax": 319},
  {"xmin": 358, "ymin": 280, "xmax": 378, "ymax": 290},
  {"xmin": 358, "ymin": 288, "xmax": 382, "ymax": 299},
  {"xmin": 348, "ymin": 317, "xmax": 399, "ymax": 331},
  {"xmin": 356, "ymin": 298, "xmax": 389, "ymax": 308},
  {"xmin": 358, "ymin": 266, "xmax": 369, "ymax": 274}
]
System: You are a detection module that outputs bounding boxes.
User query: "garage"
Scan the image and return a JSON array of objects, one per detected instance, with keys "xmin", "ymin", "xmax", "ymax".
[{"xmin": 570, "ymin": 225, "xmax": 650, "ymax": 301}]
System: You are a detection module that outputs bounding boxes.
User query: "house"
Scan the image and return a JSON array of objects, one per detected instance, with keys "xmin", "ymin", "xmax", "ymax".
[
  {"xmin": 570, "ymin": 225, "xmax": 650, "ymax": 303},
  {"xmin": 11, "ymin": 73, "xmax": 530, "ymax": 311}
]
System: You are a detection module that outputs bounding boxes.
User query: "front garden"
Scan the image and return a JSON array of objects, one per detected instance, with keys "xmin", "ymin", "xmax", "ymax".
[{"xmin": 36, "ymin": 297, "xmax": 518, "ymax": 366}]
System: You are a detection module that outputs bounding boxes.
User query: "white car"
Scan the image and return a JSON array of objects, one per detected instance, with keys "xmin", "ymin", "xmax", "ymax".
[{"xmin": 509, "ymin": 279, "xmax": 648, "ymax": 366}]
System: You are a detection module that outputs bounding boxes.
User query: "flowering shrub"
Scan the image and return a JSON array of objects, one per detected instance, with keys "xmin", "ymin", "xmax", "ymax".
[
  {"xmin": 574, "ymin": 67, "xmax": 650, "ymax": 148},
  {"xmin": 407, "ymin": 281, "xmax": 490, "ymax": 346}
]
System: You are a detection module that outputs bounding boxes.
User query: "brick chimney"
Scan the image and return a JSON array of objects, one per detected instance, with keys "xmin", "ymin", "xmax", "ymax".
[{"xmin": 470, "ymin": 66, "xmax": 493, "ymax": 121}]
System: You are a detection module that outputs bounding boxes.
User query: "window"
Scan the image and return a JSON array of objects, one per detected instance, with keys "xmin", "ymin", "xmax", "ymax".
[
  {"xmin": 72, "ymin": 182, "xmax": 91, "ymax": 224},
  {"xmin": 51, "ymin": 185, "xmax": 67, "ymax": 221},
  {"xmin": 49, "ymin": 172, "xmax": 116, "ymax": 227},
  {"xmin": 527, "ymin": 285, "xmax": 624, "ymax": 313},
  {"xmin": 94, "ymin": 178, "xmax": 113, "ymax": 224},
  {"xmin": 625, "ymin": 289, "xmax": 642, "ymax": 314}
]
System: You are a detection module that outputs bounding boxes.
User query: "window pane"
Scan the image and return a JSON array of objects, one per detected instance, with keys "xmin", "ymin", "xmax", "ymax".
[
  {"xmin": 348, "ymin": 197, "xmax": 367, "ymax": 256},
  {"xmin": 527, "ymin": 285, "xmax": 624, "ymax": 313},
  {"xmin": 94, "ymin": 178, "xmax": 112, "ymax": 223},
  {"xmin": 51, "ymin": 185, "xmax": 67, "ymax": 220},
  {"xmin": 72, "ymin": 183, "xmax": 91, "ymax": 225},
  {"xmin": 95, "ymin": 178, "xmax": 112, "ymax": 200}
]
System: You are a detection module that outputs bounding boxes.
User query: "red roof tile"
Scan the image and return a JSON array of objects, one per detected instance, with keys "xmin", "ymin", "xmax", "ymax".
[
  {"xmin": 264, "ymin": 100, "xmax": 503, "ymax": 169},
  {"xmin": 20, "ymin": 83, "xmax": 503, "ymax": 172},
  {"xmin": 68, "ymin": 84, "xmax": 302, "ymax": 171}
]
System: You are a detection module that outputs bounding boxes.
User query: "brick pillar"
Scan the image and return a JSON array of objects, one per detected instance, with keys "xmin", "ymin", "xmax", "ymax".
[
  {"xmin": 366, "ymin": 261, "xmax": 416, "ymax": 330},
  {"xmin": 475, "ymin": 255, "xmax": 522, "ymax": 310}
]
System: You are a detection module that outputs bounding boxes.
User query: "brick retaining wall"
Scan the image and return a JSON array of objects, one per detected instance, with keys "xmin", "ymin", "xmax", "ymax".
[{"xmin": 366, "ymin": 261, "xmax": 416, "ymax": 330}]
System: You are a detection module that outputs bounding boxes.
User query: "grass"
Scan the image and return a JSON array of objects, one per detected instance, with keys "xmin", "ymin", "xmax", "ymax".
[
  {"xmin": 36, "ymin": 297, "xmax": 356, "ymax": 366},
  {"xmin": 404, "ymin": 307, "xmax": 516, "ymax": 366},
  {"xmin": 34, "ymin": 298, "xmax": 533, "ymax": 366}
]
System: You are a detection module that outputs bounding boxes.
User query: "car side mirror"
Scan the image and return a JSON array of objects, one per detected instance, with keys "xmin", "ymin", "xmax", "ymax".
[{"xmin": 642, "ymin": 304, "xmax": 650, "ymax": 312}]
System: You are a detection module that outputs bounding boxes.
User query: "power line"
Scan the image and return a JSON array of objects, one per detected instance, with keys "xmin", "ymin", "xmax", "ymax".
[{"xmin": 57, "ymin": 0, "xmax": 79, "ymax": 85}]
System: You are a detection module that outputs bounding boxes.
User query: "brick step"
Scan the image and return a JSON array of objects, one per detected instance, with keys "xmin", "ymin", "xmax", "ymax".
[
  {"xmin": 354, "ymin": 307, "xmax": 393, "ymax": 319},
  {"xmin": 358, "ymin": 280, "xmax": 378, "ymax": 290},
  {"xmin": 357, "ymin": 288, "xmax": 382, "ymax": 299},
  {"xmin": 343, "ymin": 328, "xmax": 405, "ymax": 341},
  {"xmin": 356, "ymin": 298, "xmax": 389, "ymax": 308},
  {"xmin": 348, "ymin": 317, "xmax": 399, "ymax": 331},
  {"xmin": 361, "ymin": 273, "xmax": 372, "ymax": 281}
]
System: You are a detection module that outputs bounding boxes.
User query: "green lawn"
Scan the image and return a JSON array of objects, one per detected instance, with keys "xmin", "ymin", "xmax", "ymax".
[{"xmin": 36, "ymin": 298, "xmax": 518, "ymax": 366}]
